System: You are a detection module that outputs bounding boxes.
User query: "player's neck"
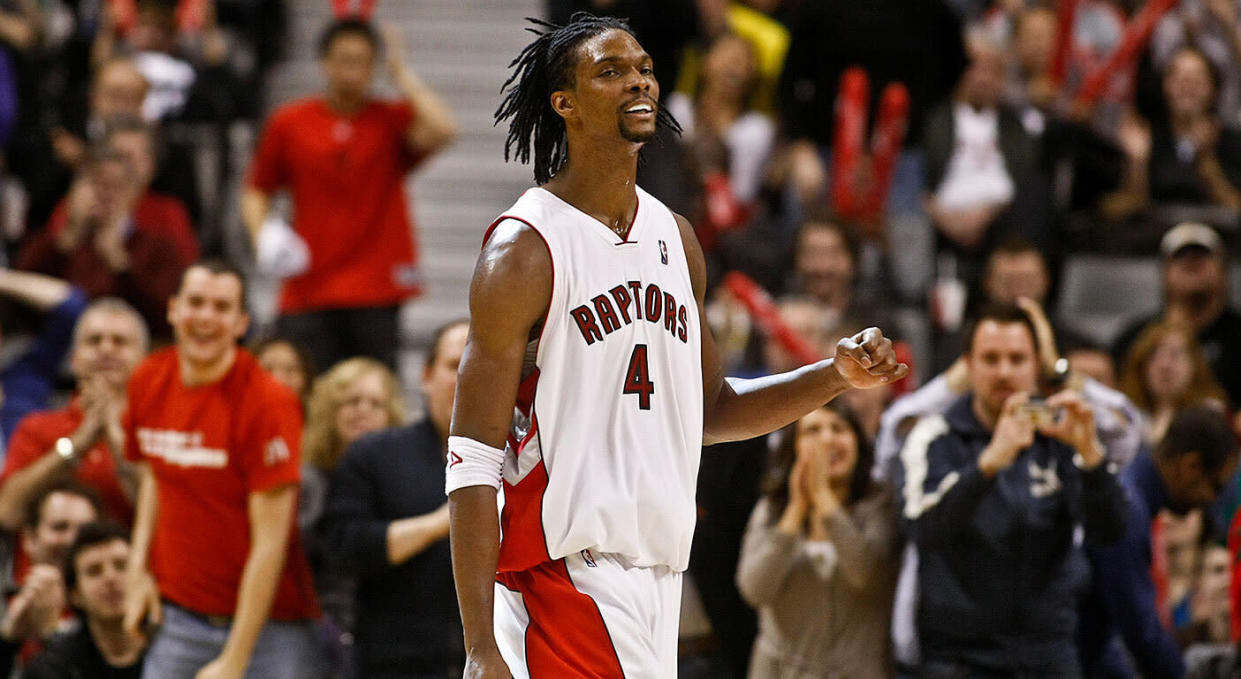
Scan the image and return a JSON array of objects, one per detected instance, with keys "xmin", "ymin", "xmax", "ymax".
[
  {"xmin": 544, "ymin": 143, "xmax": 641, "ymax": 232},
  {"xmin": 179, "ymin": 346, "xmax": 238, "ymax": 387}
]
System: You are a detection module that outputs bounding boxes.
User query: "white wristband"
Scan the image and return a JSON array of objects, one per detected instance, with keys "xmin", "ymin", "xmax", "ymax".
[{"xmin": 445, "ymin": 436, "xmax": 507, "ymax": 495}]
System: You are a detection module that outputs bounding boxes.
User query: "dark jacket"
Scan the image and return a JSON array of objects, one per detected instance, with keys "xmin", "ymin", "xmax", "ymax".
[
  {"xmin": 898, "ymin": 395, "xmax": 1128, "ymax": 674},
  {"xmin": 21, "ymin": 625, "xmax": 141, "ymax": 679},
  {"xmin": 1083, "ymin": 453, "xmax": 1187, "ymax": 679},
  {"xmin": 319, "ymin": 419, "xmax": 464, "ymax": 678}
]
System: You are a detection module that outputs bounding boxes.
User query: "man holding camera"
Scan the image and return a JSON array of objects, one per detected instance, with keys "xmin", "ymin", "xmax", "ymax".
[{"xmin": 898, "ymin": 303, "xmax": 1129, "ymax": 678}]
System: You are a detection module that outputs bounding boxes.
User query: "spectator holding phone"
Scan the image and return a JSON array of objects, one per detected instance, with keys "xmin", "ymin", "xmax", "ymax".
[{"xmin": 897, "ymin": 302, "xmax": 1128, "ymax": 677}]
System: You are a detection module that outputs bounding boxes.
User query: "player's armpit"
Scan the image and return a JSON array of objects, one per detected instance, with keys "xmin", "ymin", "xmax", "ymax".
[
  {"xmin": 670, "ymin": 212, "xmax": 728, "ymax": 426},
  {"xmin": 450, "ymin": 219, "xmax": 552, "ymax": 448}
]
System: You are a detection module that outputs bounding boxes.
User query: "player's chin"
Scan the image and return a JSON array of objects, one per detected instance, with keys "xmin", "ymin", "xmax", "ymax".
[{"xmin": 619, "ymin": 120, "xmax": 658, "ymax": 143}]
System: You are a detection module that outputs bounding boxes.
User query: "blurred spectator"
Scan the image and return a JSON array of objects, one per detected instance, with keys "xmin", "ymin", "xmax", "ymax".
[
  {"xmin": 0, "ymin": 298, "xmax": 147, "ymax": 532},
  {"xmin": 736, "ymin": 401, "xmax": 899, "ymax": 678},
  {"xmin": 19, "ymin": 484, "xmax": 102, "ymax": 572},
  {"xmin": 0, "ymin": 270, "xmax": 88, "ymax": 445},
  {"xmin": 897, "ymin": 302, "xmax": 1127, "ymax": 677},
  {"xmin": 1112, "ymin": 222, "xmax": 1241, "ymax": 406},
  {"xmin": 665, "ymin": 32, "xmax": 776, "ymax": 243},
  {"xmin": 672, "ymin": 1, "xmax": 789, "ymax": 115},
  {"xmin": 299, "ymin": 355, "xmax": 406, "ymax": 677},
  {"xmin": 3, "ymin": 484, "xmax": 102, "ymax": 654},
  {"xmin": 1003, "ymin": 5, "xmax": 1058, "ymax": 133},
  {"xmin": 789, "ymin": 217, "xmax": 855, "ymax": 324},
  {"xmin": 973, "ymin": 237, "xmax": 1091, "ymax": 356},
  {"xmin": 923, "ymin": 32, "xmax": 1046, "ymax": 258},
  {"xmin": 21, "ymin": 521, "xmax": 144, "ymax": 678},
  {"xmin": 1119, "ymin": 320, "xmax": 1228, "ymax": 443},
  {"xmin": 1064, "ymin": 340, "xmax": 1119, "ymax": 389},
  {"xmin": 981, "ymin": 236, "xmax": 1050, "ymax": 305},
  {"xmin": 320, "ymin": 320, "xmax": 467, "ymax": 678},
  {"xmin": 44, "ymin": 58, "xmax": 202, "ymax": 230},
  {"xmin": 1104, "ymin": 48, "xmax": 1241, "ymax": 219},
  {"xmin": 93, "ymin": 0, "xmax": 241, "ymax": 125},
  {"xmin": 122, "ymin": 261, "xmax": 321, "ymax": 679},
  {"xmin": 301, "ymin": 357, "xmax": 406, "ymax": 535},
  {"xmin": 99, "ymin": 116, "xmax": 199, "ymax": 245},
  {"xmin": 15, "ymin": 146, "xmax": 198, "ymax": 341},
  {"xmin": 1151, "ymin": 0, "xmax": 1241, "ymax": 125},
  {"xmin": 1160, "ymin": 509, "xmax": 1205, "ymax": 635},
  {"xmin": 1084, "ymin": 406, "xmax": 1238, "ymax": 679},
  {"xmin": 788, "ymin": 214, "xmax": 890, "ymax": 331},
  {"xmin": 252, "ymin": 337, "xmax": 316, "ymax": 404},
  {"xmin": 1187, "ymin": 544, "xmax": 1232, "ymax": 646},
  {"xmin": 243, "ymin": 18, "xmax": 457, "ymax": 373}
]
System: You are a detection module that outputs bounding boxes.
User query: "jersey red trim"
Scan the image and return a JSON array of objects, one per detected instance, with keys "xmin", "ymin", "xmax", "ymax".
[
  {"xmin": 498, "ymin": 415, "xmax": 551, "ymax": 571},
  {"xmin": 617, "ymin": 192, "xmax": 639, "ymax": 242}
]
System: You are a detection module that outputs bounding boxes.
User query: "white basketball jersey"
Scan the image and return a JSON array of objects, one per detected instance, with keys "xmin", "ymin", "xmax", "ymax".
[{"xmin": 487, "ymin": 186, "xmax": 704, "ymax": 573}]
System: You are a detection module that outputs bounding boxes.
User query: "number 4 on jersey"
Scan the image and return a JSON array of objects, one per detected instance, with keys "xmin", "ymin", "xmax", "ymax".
[{"xmin": 623, "ymin": 344, "xmax": 654, "ymax": 410}]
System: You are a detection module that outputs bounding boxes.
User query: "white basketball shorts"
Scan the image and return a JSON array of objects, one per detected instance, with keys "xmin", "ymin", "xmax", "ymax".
[{"xmin": 494, "ymin": 549, "xmax": 682, "ymax": 678}]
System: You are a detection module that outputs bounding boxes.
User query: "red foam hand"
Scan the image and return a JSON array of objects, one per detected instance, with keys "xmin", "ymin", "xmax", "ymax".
[
  {"xmin": 1073, "ymin": 0, "xmax": 1180, "ymax": 105},
  {"xmin": 722, "ymin": 272, "xmax": 821, "ymax": 366},
  {"xmin": 863, "ymin": 82, "xmax": 910, "ymax": 221},
  {"xmin": 1049, "ymin": 0, "xmax": 1081, "ymax": 87},
  {"xmin": 830, "ymin": 67, "xmax": 869, "ymax": 220}
]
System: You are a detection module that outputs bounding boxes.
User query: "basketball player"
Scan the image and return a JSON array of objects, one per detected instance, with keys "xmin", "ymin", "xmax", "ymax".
[{"xmin": 447, "ymin": 14, "xmax": 908, "ymax": 679}]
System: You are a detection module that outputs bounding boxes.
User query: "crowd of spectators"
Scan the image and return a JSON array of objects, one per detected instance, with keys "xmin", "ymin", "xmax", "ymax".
[{"xmin": 0, "ymin": 0, "xmax": 1237, "ymax": 678}]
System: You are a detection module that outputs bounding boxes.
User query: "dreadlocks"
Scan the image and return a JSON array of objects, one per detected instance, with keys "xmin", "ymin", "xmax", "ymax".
[{"xmin": 495, "ymin": 12, "xmax": 681, "ymax": 185}]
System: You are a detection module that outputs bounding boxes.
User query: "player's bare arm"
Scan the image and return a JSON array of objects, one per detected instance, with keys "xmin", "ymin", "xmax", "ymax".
[
  {"xmin": 448, "ymin": 220, "xmax": 552, "ymax": 679},
  {"xmin": 675, "ymin": 214, "xmax": 908, "ymax": 445}
]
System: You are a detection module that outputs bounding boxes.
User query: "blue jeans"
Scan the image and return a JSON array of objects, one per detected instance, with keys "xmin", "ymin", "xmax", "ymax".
[{"xmin": 142, "ymin": 602, "xmax": 324, "ymax": 679}]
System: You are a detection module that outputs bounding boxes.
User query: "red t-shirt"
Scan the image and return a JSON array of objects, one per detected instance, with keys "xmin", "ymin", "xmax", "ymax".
[
  {"xmin": 124, "ymin": 348, "xmax": 319, "ymax": 621},
  {"xmin": 247, "ymin": 97, "xmax": 425, "ymax": 313},
  {"xmin": 2, "ymin": 399, "xmax": 135, "ymax": 526}
]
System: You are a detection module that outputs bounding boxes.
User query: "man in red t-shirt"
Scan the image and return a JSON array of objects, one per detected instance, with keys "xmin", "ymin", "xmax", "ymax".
[
  {"xmin": 121, "ymin": 261, "xmax": 320, "ymax": 679},
  {"xmin": 0, "ymin": 297, "xmax": 148, "ymax": 532},
  {"xmin": 242, "ymin": 17, "xmax": 457, "ymax": 373}
]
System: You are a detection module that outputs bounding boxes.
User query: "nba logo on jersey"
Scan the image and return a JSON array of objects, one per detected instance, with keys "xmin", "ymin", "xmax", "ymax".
[
  {"xmin": 659, "ymin": 240, "xmax": 668, "ymax": 264},
  {"xmin": 581, "ymin": 549, "xmax": 597, "ymax": 568}
]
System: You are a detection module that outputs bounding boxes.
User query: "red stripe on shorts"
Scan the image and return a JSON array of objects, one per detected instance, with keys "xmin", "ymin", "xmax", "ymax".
[{"xmin": 497, "ymin": 559, "xmax": 625, "ymax": 678}]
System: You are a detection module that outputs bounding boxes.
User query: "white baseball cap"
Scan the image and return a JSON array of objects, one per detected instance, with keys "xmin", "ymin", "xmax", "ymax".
[{"xmin": 1160, "ymin": 222, "xmax": 1223, "ymax": 258}]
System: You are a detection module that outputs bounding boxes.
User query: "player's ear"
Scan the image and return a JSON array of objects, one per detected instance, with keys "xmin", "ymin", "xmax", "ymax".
[{"xmin": 550, "ymin": 90, "xmax": 575, "ymax": 121}]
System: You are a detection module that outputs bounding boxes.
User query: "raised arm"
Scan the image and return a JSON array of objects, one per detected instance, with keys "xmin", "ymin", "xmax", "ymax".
[
  {"xmin": 674, "ymin": 214, "xmax": 907, "ymax": 446},
  {"xmin": 381, "ymin": 23, "xmax": 459, "ymax": 159},
  {"xmin": 448, "ymin": 220, "xmax": 551, "ymax": 679}
]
